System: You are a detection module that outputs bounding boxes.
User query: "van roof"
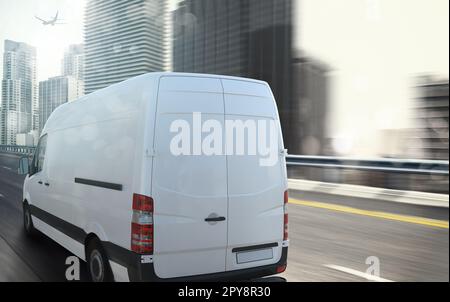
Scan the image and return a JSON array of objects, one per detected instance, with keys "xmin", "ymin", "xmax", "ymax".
[
  {"xmin": 148, "ymin": 72, "xmax": 267, "ymax": 83},
  {"xmin": 41, "ymin": 72, "xmax": 270, "ymax": 136},
  {"xmin": 120, "ymin": 72, "xmax": 269, "ymax": 91},
  {"xmin": 57, "ymin": 72, "xmax": 268, "ymax": 107}
]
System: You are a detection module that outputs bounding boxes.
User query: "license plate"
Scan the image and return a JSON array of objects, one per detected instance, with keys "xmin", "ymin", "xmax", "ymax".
[{"xmin": 236, "ymin": 248, "xmax": 273, "ymax": 264}]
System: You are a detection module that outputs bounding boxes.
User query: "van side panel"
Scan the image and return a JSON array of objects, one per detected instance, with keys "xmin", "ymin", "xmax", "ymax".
[
  {"xmin": 46, "ymin": 117, "xmax": 137, "ymax": 246},
  {"xmin": 42, "ymin": 75, "xmax": 156, "ymax": 256}
]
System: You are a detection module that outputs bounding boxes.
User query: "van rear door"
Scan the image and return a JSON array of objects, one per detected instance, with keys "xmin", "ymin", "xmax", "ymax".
[
  {"xmin": 222, "ymin": 79, "xmax": 287, "ymax": 271},
  {"xmin": 152, "ymin": 76, "xmax": 228, "ymax": 279}
]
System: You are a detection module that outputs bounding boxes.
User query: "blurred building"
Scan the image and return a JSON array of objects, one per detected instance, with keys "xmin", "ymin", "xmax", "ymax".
[
  {"xmin": 62, "ymin": 44, "xmax": 84, "ymax": 80},
  {"xmin": 290, "ymin": 53, "xmax": 330, "ymax": 155},
  {"xmin": 62, "ymin": 44, "xmax": 85, "ymax": 97},
  {"xmin": 173, "ymin": 0, "xmax": 296, "ymax": 151},
  {"xmin": 39, "ymin": 76, "xmax": 79, "ymax": 133},
  {"xmin": 84, "ymin": 0, "xmax": 169, "ymax": 94},
  {"xmin": 0, "ymin": 40, "xmax": 37, "ymax": 145},
  {"xmin": 412, "ymin": 77, "xmax": 449, "ymax": 160},
  {"xmin": 16, "ymin": 132, "xmax": 35, "ymax": 146}
]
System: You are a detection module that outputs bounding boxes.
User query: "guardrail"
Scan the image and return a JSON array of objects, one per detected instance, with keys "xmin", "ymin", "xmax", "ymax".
[
  {"xmin": 286, "ymin": 155, "xmax": 449, "ymax": 176},
  {"xmin": 0, "ymin": 145, "xmax": 36, "ymax": 156},
  {"xmin": 1, "ymin": 145, "xmax": 448, "ymax": 175}
]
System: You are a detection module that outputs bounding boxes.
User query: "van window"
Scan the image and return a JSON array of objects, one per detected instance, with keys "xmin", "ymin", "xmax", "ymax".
[{"xmin": 31, "ymin": 135, "xmax": 47, "ymax": 175}]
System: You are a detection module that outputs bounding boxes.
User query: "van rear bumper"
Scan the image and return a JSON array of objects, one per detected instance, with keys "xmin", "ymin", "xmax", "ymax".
[{"xmin": 104, "ymin": 242, "xmax": 288, "ymax": 282}]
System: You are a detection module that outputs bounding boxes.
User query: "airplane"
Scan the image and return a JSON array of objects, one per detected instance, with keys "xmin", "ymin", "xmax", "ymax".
[{"xmin": 35, "ymin": 11, "xmax": 65, "ymax": 26}]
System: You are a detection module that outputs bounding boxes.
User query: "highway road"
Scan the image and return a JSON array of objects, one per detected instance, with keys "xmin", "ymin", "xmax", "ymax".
[{"xmin": 0, "ymin": 153, "xmax": 448, "ymax": 282}]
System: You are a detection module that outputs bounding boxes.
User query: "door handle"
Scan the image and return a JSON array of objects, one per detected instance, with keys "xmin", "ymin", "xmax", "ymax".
[
  {"xmin": 38, "ymin": 181, "xmax": 43, "ymax": 185},
  {"xmin": 44, "ymin": 182, "xmax": 50, "ymax": 187},
  {"xmin": 205, "ymin": 216, "xmax": 226, "ymax": 222}
]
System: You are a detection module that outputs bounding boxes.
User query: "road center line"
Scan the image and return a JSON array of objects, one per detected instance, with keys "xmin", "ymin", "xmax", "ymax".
[
  {"xmin": 289, "ymin": 198, "xmax": 449, "ymax": 229},
  {"xmin": 324, "ymin": 264, "xmax": 394, "ymax": 282}
]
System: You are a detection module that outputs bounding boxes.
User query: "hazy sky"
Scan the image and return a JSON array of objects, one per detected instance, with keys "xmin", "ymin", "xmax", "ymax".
[
  {"xmin": 0, "ymin": 0, "xmax": 182, "ymax": 82},
  {"xmin": 0, "ymin": 0, "xmax": 86, "ymax": 81},
  {"xmin": 296, "ymin": 0, "xmax": 449, "ymax": 155},
  {"xmin": 1, "ymin": 0, "xmax": 448, "ymax": 156}
]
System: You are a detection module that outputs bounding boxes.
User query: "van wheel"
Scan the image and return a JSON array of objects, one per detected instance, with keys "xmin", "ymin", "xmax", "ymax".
[
  {"xmin": 23, "ymin": 202, "xmax": 36, "ymax": 236},
  {"xmin": 86, "ymin": 239, "xmax": 114, "ymax": 282}
]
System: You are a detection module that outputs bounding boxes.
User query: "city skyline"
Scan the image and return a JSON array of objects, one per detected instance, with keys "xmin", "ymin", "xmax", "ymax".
[
  {"xmin": 38, "ymin": 43, "xmax": 85, "ymax": 133},
  {"xmin": 0, "ymin": 39, "xmax": 85, "ymax": 145},
  {"xmin": 0, "ymin": 0, "xmax": 86, "ymax": 82},
  {"xmin": 0, "ymin": 0, "xmax": 448, "ymax": 157},
  {"xmin": 0, "ymin": 0, "xmax": 180, "ymax": 83}
]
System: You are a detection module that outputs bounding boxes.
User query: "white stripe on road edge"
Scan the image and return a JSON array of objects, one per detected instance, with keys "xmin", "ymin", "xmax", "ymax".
[
  {"xmin": 324, "ymin": 264, "xmax": 394, "ymax": 282},
  {"xmin": 288, "ymin": 179, "xmax": 449, "ymax": 208}
]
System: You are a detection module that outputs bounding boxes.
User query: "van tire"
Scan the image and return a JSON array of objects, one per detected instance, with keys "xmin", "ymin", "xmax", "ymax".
[
  {"xmin": 86, "ymin": 238, "xmax": 114, "ymax": 282},
  {"xmin": 23, "ymin": 202, "xmax": 36, "ymax": 236}
]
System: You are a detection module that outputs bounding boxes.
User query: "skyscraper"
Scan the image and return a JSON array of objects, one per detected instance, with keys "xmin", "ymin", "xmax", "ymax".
[
  {"xmin": 62, "ymin": 44, "xmax": 85, "ymax": 97},
  {"xmin": 1, "ymin": 40, "xmax": 37, "ymax": 145},
  {"xmin": 402, "ymin": 76, "xmax": 450, "ymax": 194},
  {"xmin": 290, "ymin": 53, "xmax": 330, "ymax": 155},
  {"xmin": 39, "ymin": 76, "xmax": 79, "ymax": 132},
  {"xmin": 172, "ymin": 0, "xmax": 295, "ymax": 150},
  {"xmin": 84, "ymin": 0, "xmax": 169, "ymax": 94},
  {"xmin": 62, "ymin": 44, "xmax": 84, "ymax": 80},
  {"xmin": 412, "ymin": 77, "xmax": 449, "ymax": 160}
]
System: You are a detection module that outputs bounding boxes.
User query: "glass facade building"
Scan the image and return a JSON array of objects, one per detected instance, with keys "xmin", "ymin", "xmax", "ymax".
[
  {"xmin": 84, "ymin": 0, "xmax": 169, "ymax": 94},
  {"xmin": 173, "ymin": 0, "xmax": 295, "ymax": 149},
  {"xmin": 0, "ymin": 40, "xmax": 37, "ymax": 145},
  {"xmin": 62, "ymin": 44, "xmax": 85, "ymax": 98},
  {"xmin": 413, "ymin": 78, "xmax": 449, "ymax": 160},
  {"xmin": 62, "ymin": 44, "xmax": 84, "ymax": 81},
  {"xmin": 38, "ymin": 76, "xmax": 79, "ymax": 133}
]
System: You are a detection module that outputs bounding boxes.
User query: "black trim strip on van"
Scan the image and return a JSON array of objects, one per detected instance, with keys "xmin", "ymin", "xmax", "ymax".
[
  {"xmin": 27, "ymin": 203, "xmax": 288, "ymax": 281},
  {"xmin": 28, "ymin": 204, "xmax": 139, "ymax": 270},
  {"xmin": 232, "ymin": 242, "xmax": 278, "ymax": 253},
  {"xmin": 29, "ymin": 205, "xmax": 86, "ymax": 244},
  {"xmin": 74, "ymin": 178, "xmax": 123, "ymax": 191}
]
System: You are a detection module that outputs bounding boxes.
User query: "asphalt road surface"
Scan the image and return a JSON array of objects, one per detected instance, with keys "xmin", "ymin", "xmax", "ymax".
[{"xmin": 0, "ymin": 153, "xmax": 448, "ymax": 282}]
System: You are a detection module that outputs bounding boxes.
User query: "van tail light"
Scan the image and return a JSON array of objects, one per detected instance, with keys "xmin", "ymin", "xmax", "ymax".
[
  {"xmin": 276, "ymin": 264, "xmax": 287, "ymax": 273},
  {"xmin": 131, "ymin": 194, "xmax": 153, "ymax": 254},
  {"xmin": 283, "ymin": 190, "xmax": 288, "ymax": 241}
]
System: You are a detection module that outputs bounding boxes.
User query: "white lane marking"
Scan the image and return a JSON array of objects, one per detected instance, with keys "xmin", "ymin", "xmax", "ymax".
[
  {"xmin": 0, "ymin": 193, "xmax": 4, "ymax": 198},
  {"xmin": 324, "ymin": 264, "xmax": 394, "ymax": 282},
  {"xmin": 2, "ymin": 166, "xmax": 12, "ymax": 170}
]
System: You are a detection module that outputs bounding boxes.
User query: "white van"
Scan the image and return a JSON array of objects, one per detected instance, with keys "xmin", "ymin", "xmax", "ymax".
[{"xmin": 19, "ymin": 72, "xmax": 288, "ymax": 282}]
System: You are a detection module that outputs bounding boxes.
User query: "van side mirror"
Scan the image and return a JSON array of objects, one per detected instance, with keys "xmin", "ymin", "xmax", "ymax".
[{"xmin": 18, "ymin": 156, "xmax": 30, "ymax": 175}]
